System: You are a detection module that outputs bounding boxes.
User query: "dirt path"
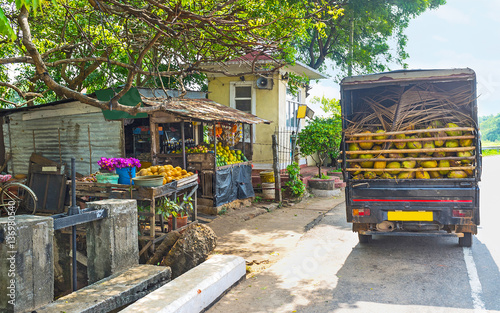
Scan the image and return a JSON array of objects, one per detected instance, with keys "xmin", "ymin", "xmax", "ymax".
[{"xmin": 207, "ymin": 193, "xmax": 345, "ymax": 276}]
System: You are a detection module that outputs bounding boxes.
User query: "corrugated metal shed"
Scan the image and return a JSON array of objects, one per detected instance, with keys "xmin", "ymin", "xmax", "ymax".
[
  {"xmin": 2, "ymin": 101, "xmax": 123, "ymax": 176},
  {"xmin": 144, "ymin": 98, "xmax": 271, "ymax": 124}
]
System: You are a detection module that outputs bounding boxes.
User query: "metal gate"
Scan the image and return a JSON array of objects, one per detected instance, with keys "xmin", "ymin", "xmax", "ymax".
[{"xmin": 274, "ymin": 127, "xmax": 298, "ymax": 171}]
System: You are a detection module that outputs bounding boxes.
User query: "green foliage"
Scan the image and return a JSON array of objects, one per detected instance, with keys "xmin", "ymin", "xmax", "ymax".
[
  {"xmin": 310, "ymin": 96, "xmax": 340, "ymax": 118},
  {"xmin": 1, "ymin": 0, "xmax": 338, "ymax": 109},
  {"xmin": 298, "ymin": 116, "xmax": 341, "ymax": 176},
  {"xmin": 156, "ymin": 194, "xmax": 193, "ymax": 218},
  {"xmin": 479, "ymin": 114, "xmax": 500, "ymax": 142},
  {"xmin": 482, "ymin": 149, "xmax": 500, "ymax": 157},
  {"xmin": 285, "ymin": 162, "xmax": 305, "ymax": 197},
  {"xmin": 295, "ymin": 0, "xmax": 445, "ymax": 77}
]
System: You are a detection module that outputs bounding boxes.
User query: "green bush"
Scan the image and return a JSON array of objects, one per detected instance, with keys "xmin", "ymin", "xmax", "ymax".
[{"xmin": 285, "ymin": 162, "xmax": 305, "ymax": 197}]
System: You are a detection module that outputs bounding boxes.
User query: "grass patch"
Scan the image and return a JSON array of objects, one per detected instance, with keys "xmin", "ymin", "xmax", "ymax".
[{"xmin": 482, "ymin": 149, "xmax": 500, "ymax": 157}]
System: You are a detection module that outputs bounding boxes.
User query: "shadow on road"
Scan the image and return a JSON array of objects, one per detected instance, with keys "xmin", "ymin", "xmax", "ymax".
[{"xmin": 292, "ymin": 235, "xmax": 500, "ymax": 312}]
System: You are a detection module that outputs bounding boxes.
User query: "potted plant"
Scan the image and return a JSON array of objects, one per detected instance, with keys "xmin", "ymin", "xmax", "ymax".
[{"xmin": 157, "ymin": 194, "xmax": 193, "ymax": 230}]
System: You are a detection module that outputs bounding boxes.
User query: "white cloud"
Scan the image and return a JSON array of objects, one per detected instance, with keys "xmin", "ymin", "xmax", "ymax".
[
  {"xmin": 432, "ymin": 35, "xmax": 448, "ymax": 43},
  {"xmin": 431, "ymin": 5, "xmax": 471, "ymax": 25}
]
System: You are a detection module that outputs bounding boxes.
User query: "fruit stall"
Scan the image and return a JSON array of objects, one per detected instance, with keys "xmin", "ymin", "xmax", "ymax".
[
  {"xmin": 143, "ymin": 98, "xmax": 270, "ymax": 208},
  {"xmin": 73, "ymin": 158, "xmax": 198, "ymax": 256}
]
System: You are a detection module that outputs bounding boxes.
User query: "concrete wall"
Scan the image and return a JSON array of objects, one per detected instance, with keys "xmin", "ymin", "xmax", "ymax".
[
  {"xmin": 207, "ymin": 73, "xmax": 307, "ymax": 169},
  {"xmin": 0, "ymin": 215, "xmax": 54, "ymax": 312}
]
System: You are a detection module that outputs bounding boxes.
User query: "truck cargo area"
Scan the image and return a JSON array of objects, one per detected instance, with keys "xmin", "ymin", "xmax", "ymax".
[{"xmin": 340, "ymin": 69, "xmax": 481, "ymax": 247}]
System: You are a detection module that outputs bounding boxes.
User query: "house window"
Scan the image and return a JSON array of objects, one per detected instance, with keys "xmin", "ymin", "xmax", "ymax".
[
  {"xmin": 286, "ymin": 88, "xmax": 301, "ymax": 129},
  {"xmin": 230, "ymin": 83, "xmax": 255, "ymax": 142},
  {"xmin": 235, "ymin": 86, "xmax": 252, "ymax": 113}
]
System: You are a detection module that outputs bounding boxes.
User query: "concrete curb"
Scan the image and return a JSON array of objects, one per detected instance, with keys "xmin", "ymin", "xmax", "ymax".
[
  {"xmin": 120, "ymin": 255, "xmax": 246, "ymax": 313},
  {"xmin": 36, "ymin": 265, "xmax": 171, "ymax": 313}
]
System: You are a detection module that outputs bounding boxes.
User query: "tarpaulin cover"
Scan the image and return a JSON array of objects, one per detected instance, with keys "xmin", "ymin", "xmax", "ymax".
[
  {"xmin": 214, "ymin": 164, "xmax": 255, "ymax": 207},
  {"xmin": 95, "ymin": 87, "xmax": 148, "ymax": 120}
]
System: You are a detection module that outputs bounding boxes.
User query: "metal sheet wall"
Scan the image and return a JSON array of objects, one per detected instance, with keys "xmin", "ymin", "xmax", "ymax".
[{"xmin": 3, "ymin": 102, "xmax": 123, "ymax": 176}]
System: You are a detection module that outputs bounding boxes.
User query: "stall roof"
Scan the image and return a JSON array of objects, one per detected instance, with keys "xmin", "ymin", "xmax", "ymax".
[{"xmin": 144, "ymin": 98, "xmax": 271, "ymax": 124}]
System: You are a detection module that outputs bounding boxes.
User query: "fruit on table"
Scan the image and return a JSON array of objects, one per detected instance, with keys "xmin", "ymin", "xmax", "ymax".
[
  {"xmin": 215, "ymin": 143, "xmax": 247, "ymax": 167},
  {"xmin": 186, "ymin": 145, "xmax": 211, "ymax": 154},
  {"xmin": 137, "ymin": 164, "xmax": 194, "ymax": 185}
]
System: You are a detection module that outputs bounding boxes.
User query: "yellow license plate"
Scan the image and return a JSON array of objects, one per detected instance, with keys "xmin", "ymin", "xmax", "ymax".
[{"xmin": 387, "ymin": 211, "xmax": 433, "ymax": 221}]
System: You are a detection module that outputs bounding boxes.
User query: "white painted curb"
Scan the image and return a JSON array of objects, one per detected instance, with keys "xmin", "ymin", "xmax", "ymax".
[{"xmin": 120, "ymin": 255, "xmax": 246, "ymax": 313}]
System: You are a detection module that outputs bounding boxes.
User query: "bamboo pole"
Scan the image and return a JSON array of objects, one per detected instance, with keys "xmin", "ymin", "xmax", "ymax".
[
  {"xmin": 345, "ymin": 127, "xmax": 475, "ymax": 138},
  {"xmin": 345, "ymin": 146, "xmax": 475, "ymax": 155},
  {"xmin": 345, "ymin": 166, "xmax": 475, "ymax": 172},
  {"xmin": 343, "ymin": 156, "xmax": 475, "ymax": 163},
  {"xmin": 345, "ymin": 135, "xmax": 474, "ymax": 144}
]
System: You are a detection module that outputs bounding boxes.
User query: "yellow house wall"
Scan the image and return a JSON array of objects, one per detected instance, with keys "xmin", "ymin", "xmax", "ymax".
[{"xmin": 207, "ymin": 73, "xmax": 307, "ymax": 169}]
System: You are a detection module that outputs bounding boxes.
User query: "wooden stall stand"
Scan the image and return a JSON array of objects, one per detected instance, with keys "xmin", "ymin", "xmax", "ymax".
[{"xmin": 72, "ymin": 174, "xmax": 198, "ymax": 256}]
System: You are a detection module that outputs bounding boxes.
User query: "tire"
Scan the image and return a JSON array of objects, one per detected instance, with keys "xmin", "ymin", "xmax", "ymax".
[
  {"xmin": 358, "ymin": 233, "xmax": 372, "ymax": 244},
  {"xmin": 1, "ymin": 183, "xmax": 38, "ymax": 215},
  {"xmin": 459, "ymin": 232, "xmax": 473, "ymax": 247}
]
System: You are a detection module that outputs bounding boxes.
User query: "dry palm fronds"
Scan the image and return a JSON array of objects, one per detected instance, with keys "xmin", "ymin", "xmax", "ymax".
[{"xmin": 344, "ymin": 83, "xmax": 476, "ymax": 135}]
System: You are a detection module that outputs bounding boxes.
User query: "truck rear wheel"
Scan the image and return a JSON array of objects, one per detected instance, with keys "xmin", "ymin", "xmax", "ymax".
[
  {"xmin": 459, "ymin": 232, "xmax": 472, "ymax": 247},
  {"xmin": 358, "ymin": 233, "xmax": 372, "ymax": 244}
]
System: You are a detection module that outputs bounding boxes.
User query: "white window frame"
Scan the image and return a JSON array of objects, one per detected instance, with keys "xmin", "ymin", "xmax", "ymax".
[
  {"xmin": 230, "ymin": 82, "xmax": 256, "ymax": 142},
  {"xmin": 286, "ymin": 88, "xmax": 301, "ymax": 130}
]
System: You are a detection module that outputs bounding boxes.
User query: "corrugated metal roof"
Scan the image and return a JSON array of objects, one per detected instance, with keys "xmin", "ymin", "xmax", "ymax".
[
  {"xmin": 4, "ymin": 101, "xmax": 123, "ymax": 176},
  {"xmin": 136, "ymin": 87, "xmax": 207, "ymax": 99},
  {"xmin": 341, "ymin": 68, "xmax": 475, "ymax": 89},
  {"xmin": 144, "ymin": 98, "xmax": 272, "ymax": 124}
]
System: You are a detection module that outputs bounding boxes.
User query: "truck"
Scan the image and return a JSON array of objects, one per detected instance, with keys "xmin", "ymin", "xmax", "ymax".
[{"xmin": 340, "ymin": 68, "xmax": 481, "ymax": 247}]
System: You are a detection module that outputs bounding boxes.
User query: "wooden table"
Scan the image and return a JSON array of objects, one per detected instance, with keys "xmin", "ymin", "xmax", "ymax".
[{"xmin": 72, "ymin": 175, "xmax": 198, "ymax": 255}]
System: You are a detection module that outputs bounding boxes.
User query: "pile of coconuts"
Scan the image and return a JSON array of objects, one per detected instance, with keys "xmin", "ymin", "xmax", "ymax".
[{"xmin": 348, "ymin": 121, "xmax": 475, "ymax": 180}]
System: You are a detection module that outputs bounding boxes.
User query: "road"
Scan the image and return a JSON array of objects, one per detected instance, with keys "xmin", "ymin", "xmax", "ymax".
[{"xmin": 208, "ymin": 156, "xmax": 500, "ymax": 313}]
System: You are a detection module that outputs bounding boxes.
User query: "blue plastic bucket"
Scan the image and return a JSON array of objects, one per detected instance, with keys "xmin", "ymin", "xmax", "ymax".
[{"xmin": 115, "ymin": 167, "xmax": 136, "ymax": 185}]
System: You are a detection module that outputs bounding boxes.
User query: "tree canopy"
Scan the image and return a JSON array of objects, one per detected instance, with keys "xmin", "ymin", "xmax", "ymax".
[
  {"xmin": 479, "ymin": 114, "xmax": 500, "ymax": 143},
  {"xmin": 0, "ymin": 0, "xmax": 338, "ymax": 112},
  {"xmin": 295, "ymin": 0, "xmax": 445, "ymax": 78},
  {"xmin": 298, "ymin": 116, "xmax": 342, "ymax": 176}
]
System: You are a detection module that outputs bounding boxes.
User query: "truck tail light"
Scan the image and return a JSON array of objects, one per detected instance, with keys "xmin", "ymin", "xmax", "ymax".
[
  {"xmin": 353, "ymin": 209, "xmax": 370, "ymax": 216},
  {"xmin": 452, "ymin": 210, "xmax": 472, "ymax": 218}
]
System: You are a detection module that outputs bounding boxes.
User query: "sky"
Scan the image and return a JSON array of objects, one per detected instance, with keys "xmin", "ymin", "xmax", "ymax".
[{"xmin": 307, "ymin": 0, "xmax": 500, "ymax": 118}]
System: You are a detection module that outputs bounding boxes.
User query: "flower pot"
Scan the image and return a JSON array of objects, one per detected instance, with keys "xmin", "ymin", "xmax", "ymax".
[
  {"xmin": 168, "ymin": 215, "xmax": 188, "ymax": 230},
  {"xmin": 116, "ymin": 167, "xmax": 136, "ymax": 185},
  {"xmin": 96, "ymin": 173, "xmax": 119, "ymax": 184},
  {"xmin": 308, "ymin": 177, "xmax": 340, "ymax": 197}
]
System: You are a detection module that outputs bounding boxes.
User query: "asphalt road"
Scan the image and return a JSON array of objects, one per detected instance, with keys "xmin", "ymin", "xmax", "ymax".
[{"xmin": 208, "ymin": 156, "xmax": 500, "ymax": 313}]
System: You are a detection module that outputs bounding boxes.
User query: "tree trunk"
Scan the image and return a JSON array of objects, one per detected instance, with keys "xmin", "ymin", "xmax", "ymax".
[{"xmin": 146, "ymin": 231, "xmax": 181, "ymax": 265}]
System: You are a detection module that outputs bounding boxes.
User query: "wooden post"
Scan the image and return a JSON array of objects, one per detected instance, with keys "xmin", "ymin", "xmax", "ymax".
[
  {"xmin": 88, "ymin": 125, "xmax": 92, "ymax": 174},
  {"xmin": 272, "ymin": 134, "xmax": 282, "ymax": 202},
  {"xmin": 58, "ymin": 128, "xmax": 62, "ymax": 165},
  {"xmin": 181, "ymin": 121, "xmax": 186, "ymax": 169},
  {"xmin": 150, "ymin": 117, "xmax": 158, "ymax": 165},
  {"xmin": 241, "ymin": 123, "xmax": 245, "ymax": 156},
  {"xmin": 213, "ymin": 121, "xmax": 217, "ymax": 205}
]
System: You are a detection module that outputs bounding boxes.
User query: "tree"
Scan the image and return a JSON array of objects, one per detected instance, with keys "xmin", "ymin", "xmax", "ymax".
[
  {"xmin": 298, "ymin": 116, "xmax": 341, "ymax": 177},
  {"xmin": 0, "ymin": 0, "xmax": 337, "ymax": 112},
  {"xmin": 310, "ymin": 95, "xmax": 341, "ymax": 166},
  {"xmin": 310, "ymin": 95, "xmax": 340, "ymax": 118},
  {"xmin": 295, "ymin": 0, "xmax": 445, "ymax": 78}
]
